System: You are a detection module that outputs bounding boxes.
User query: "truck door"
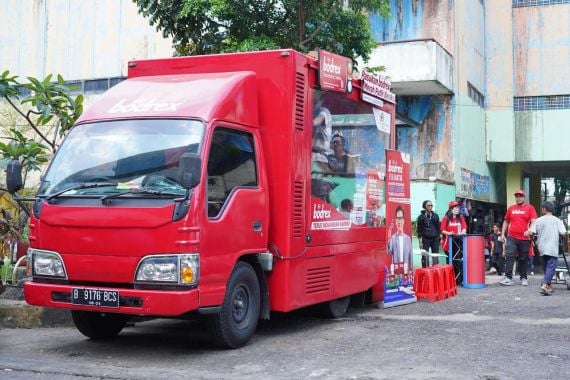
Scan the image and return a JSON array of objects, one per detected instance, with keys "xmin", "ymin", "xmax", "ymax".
[{"xmin": 199, "ymin": 125, "xmax": 268, "ymax": 305}]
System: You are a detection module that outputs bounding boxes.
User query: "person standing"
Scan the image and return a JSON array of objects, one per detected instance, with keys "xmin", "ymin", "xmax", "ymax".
[
  {"xmin": 489, "ymin": 223, "xmax": 505, "ymax": 275},
  {"xmin": 500, "ymin": 189, "xmax": 538, "ymax": 286},
  {"xmin": 441, "ymin": 201, "xmax": 467, "ymax": 283},
  {"xmin": 529, "ymin": 201, "xmax": 567, "ymax": 295},
  {"xmin": 417, "ymin": 200, "xmax": 441, "ymax": 267}
]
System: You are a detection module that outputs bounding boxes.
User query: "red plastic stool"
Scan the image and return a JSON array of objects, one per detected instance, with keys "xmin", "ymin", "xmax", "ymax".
[
  {"xmin": 432, "ymin": 265, "xmax": 447, "ymax": 301},
  {"xmin": 441, "ymin": 264, "xmax": 457, "ymax": 297},
  {"xmin": 433, "ymin": 264, "xmax": 454, "ymax": 299},
  {"xmin": 413, "ymin": 267, "xmax": 438, "ymax": 303}
]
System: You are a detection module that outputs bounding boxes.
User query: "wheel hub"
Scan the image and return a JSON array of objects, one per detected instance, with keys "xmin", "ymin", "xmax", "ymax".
[{"xmin": 232, "ymin": 286, "xmax": 249, "ymax": 324}]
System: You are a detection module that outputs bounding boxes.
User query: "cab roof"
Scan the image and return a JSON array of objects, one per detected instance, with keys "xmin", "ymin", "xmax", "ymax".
[{"xmin": 77, "ymin": 71, "xmax": 258, "ymax": 126}]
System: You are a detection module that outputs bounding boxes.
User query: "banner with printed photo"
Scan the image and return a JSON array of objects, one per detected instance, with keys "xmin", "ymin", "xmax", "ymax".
[{"xmin": 384, "ymin": 150, "xmax": 416, "ymax": 308}]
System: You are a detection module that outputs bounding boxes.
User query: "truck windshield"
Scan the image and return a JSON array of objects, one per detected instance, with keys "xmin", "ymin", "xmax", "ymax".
[{"xmin": 38, "ymin": 119, "xmax": 204, "ymax": 197}]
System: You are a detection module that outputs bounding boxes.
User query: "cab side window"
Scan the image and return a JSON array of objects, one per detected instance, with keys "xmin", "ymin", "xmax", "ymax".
[{"xmin": 207, "ymin": 128, "xmax": 257, "ymax": 217}]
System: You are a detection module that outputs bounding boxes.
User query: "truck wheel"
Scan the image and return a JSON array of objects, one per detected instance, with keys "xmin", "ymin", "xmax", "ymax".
[
  {"xmin": 321, "ymin": 296, "xmax": 350, "ymax": 318},
  {"xmin": 71, "ymin": 310, "xmax": 128, "ymax": 339},
  {"xmin": 208, "ymin": 262, "xmax": 260, "ymax": 348}
]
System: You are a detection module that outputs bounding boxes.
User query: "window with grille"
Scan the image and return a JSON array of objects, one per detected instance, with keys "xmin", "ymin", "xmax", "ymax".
[
  {"xmin": 467, "ymin": 82, "xmax": 485, "ymax": 108},
  {"xmin": 514, "ymin": 95, "xmax": 570, "ymax": 111},
  {"xmin": 513, "ymin": 0, "xmax": 570, "ymax": 7}
]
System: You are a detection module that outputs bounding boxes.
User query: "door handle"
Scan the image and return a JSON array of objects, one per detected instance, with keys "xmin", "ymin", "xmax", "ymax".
[{"xmin": 253, "ymin": 220, "xmax": 262, "ymax": 232}]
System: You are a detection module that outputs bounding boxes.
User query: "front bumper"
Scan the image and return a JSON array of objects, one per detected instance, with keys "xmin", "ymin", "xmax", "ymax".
[{"xmin": 24, "ymin": 281, "xmax": 199, "ymax": 317}]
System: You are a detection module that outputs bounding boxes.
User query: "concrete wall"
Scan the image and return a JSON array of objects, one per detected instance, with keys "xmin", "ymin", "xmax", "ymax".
[
  {"xmin": 485, "ymin": 0, "xmax": 515, "ymax": 163},
  {"xmin": 487, "ymin": 2, "xmax": 570, "ymax": 165},
  {"xmin": 513, "ymin": 5, "xmax": 570, "ymax": 96},
  {"xmin": 455, "ymin": 0, "xmax": 485, "ymax": 93},
  {"xmin": 0, "ymin": 0, "xmax": 173, "ymax": 80},
  {"xmin": 396, "ymin": 95, "xmax": 454, "ymax": 182},
  {"xmin": 514, "ymin": 110, "xmax": 570, "ymax": 161},
  {"xmin": 371, "ymin": 0, "xmax": 455, "ymax": 54},
  {"xmin": 453, "ymin": 0, "xmax": 493, "ymax": 202},
  {"xmin": 511, "ymin": 4, "xmax": 570, "ymax": 164}
]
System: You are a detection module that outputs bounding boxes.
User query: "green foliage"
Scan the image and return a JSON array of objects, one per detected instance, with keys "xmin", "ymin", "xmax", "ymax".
[
  {"xmin": 0, "ymin": 128, "xmax": 49, "ymax": 173},
  {"xmin": 0, "ymin": 70, "xmax": 83, "ymax": 163},
  {"xmin": 134, "ymin": 0, "xmax": 390, "ymax": 60},
  {"xmin": 0, "ymin": 73, "xmax": 80, "ymax": 275},
  {"xmin": 364, "ymin": 65, "xmax": 386, "ymax": 74},
  {"xmin": 20, "ymin": 74, "xmax": 83, "ymax": 138}
]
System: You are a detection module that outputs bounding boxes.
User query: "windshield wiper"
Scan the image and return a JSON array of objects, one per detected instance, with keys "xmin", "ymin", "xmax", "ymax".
[
  {"xmin": 44, "ymin": 182, "xmax": 117, "ymax": 202},
  {"xmin": 45, "ymin": 182, "xmax": 117, "ymax": 202},
  {"xmin": 100, "ymin": 189, "xmax": 183, "ymax": 204}
]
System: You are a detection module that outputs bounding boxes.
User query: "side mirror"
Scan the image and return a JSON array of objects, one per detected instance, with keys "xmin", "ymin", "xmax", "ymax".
[
  {"xmin": 178, "ymin": 153, "xmax": 201, "ymax": 189},
  {"xmin": 6, "ymin": 160, "xmax": 23, "ymax": 194}
]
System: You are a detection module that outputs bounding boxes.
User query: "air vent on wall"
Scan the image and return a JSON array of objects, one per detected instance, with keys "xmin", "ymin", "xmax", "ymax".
[
  {"xmin": 295, "ymin": 72, "xmax": 305, "ymax": 131},
  {"xmin": 305, "ymin": 266, "xmax": 331, "ymax": 294},
  {"xmin": 292, "ymin": 181, "xmax": 304, "ymax": 238}
]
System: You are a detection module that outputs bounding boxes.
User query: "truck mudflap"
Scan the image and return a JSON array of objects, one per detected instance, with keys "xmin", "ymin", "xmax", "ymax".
[{"xmin": 24, "ymin": 281, "xmax": 199, "ymax": 317}]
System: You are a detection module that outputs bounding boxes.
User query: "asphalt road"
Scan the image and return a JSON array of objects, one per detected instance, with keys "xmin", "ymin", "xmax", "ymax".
[{"xmin": 1, "ymin": 275, "xmax": 569, "ymax": 380}]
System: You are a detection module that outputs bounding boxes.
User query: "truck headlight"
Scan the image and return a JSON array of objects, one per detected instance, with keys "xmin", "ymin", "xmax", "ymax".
[
  {"xmin": 135, "ymin": 254, "xmax": 199, "ymax": 286},
  {"xmin": 31, "ymin": 249, "xmax": 67, "ymax": 278}
]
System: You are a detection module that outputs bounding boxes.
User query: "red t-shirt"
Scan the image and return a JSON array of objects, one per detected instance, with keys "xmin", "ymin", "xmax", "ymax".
[
  {"xmin": 440, "ymin": 215, "xmax": 467, "ymax": 251},
  {"xmin": 504, "ymin": 203, "xmax": 537, "ymax": 240},
  {"xmin": 441, "ymin": 215, "xmax": 466, "ymax": 235}
]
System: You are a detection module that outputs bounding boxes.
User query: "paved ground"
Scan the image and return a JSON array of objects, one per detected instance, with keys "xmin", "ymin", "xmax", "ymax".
[{"xmin": 1, "ymin": 273, "xmax": 569, "ymax": 379}]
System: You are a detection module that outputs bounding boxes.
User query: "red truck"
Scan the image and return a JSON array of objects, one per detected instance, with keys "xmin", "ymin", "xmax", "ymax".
[{"xmin": 8, "ymin": 49, "xmax": 396, "ymax": 348}]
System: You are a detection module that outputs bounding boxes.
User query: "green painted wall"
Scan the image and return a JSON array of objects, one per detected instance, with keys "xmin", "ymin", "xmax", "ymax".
[
  {"xmin": 411, "ymin": 181, "xmax": 456, "ymax": 227},
  {"xmin": 514, "ymin": 110, "xmax": 570, "ymax": 161},
  {"xmin": 487, "ymin": 111, "xmax": 515, "ymax": 162}
]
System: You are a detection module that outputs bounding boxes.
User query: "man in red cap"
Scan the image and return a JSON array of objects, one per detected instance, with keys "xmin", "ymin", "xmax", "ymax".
[{"xmin": 500, "ymin": 189, "xmax": 537, "ymax": 286}]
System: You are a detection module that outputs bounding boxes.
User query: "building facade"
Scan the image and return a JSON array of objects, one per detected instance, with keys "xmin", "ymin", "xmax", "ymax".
[
  {"xmin": 368, "ymin": 0, "xmax": 570, "ymax": 228},
  {"xmin": 1, "ymin": 0, "xmax": 173, "ymax": 93},
  {"xmin": 0, "ymin": 0, "xmax": 173, "ymax": 191}
]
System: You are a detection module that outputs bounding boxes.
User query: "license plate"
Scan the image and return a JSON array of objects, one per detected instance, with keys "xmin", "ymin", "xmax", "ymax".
[{"xmin": 71, "ymin": 288, "xmax": 119, "ymax": 308}]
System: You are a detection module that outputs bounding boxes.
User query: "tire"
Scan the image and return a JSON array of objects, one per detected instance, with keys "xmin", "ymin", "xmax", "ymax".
[
  {"xmin": 208, "ymin": 262, "xmax": 260, "ymax": 348},
  {"xmin": 321, "ymin": 296, "xmax": 350, "ymax": 318},
  {"xmin": 71, "ymin": 310, "xmax": 129, "ymax": 340}
]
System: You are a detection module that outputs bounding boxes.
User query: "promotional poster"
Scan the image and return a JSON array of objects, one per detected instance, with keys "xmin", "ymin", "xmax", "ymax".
[{"xmin": 384, "ymin": 150, "xmax": 416, "ymax": 308}]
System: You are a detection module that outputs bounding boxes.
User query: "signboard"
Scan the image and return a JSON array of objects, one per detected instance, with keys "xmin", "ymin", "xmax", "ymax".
[
  {"xmin": 373, "ymin": 108, "xmax": 391, "ymax": 134},
  {"xmin": 365, "ymin": 170, "xmax": 384, "ymax": 227},
  {"xmin": 361, "ymin": 70, "xmax": 396, "ymax": 104},
  {"xmin": 458, "ymin": 168, "xmax": 490, "ymax": 201},
  {"xmin": 318, "ymin": 50, "xmax": 353, "ymax": 93},
  {"xmin": 383, "ymin": 150, "xmax": 416, "ymax": 308}
]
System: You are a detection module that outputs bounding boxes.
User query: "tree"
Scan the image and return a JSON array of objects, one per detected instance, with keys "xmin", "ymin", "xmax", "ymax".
[
  {"xmin": 0, "ymin": 70, "xmax": 83, "ymax": 185},
  {"xmin": 134, "ymin": 0, "xmax": 390, "ymax": 61},
  {"xmin": 0, "ymin": 71, "xmax": 83, "ymax": 286}
]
